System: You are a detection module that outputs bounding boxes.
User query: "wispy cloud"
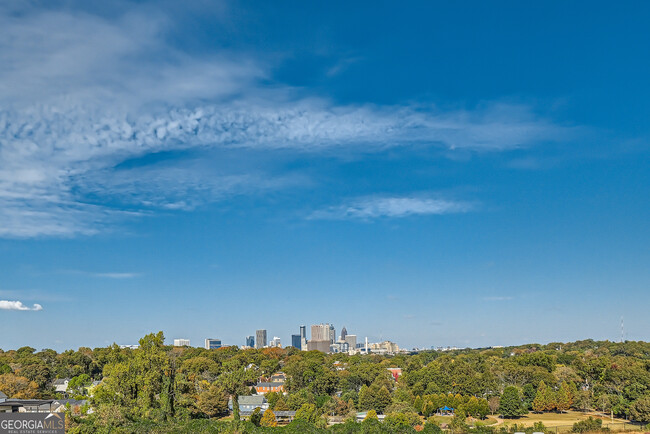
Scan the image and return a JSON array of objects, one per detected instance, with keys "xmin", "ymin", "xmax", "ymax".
[
  {"xmin": 0, "ymin": 300, "xmax": 43, "ymax": 311},
  {"xmin": 483, "ymin": 296, "xmax": 514, "ymax": 301},
  {"xmin": 0, "ymin": 4, "xmax": 574, "ymax": 238},
  {"xmin": 311, "ymin": 196, "xmax": 474, "ymax": 220},
  {"xmin": 92, "ymin": 273, "xmax": 141, "ymax": 279}
]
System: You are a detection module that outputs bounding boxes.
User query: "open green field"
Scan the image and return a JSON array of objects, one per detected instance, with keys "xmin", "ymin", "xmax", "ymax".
[{"xmin": 499, "ymin": 411, "xmax": 643, "ymax": 432}]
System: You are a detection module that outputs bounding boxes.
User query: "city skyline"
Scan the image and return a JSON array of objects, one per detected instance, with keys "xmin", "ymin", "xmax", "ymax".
[{"xmin": 1, "ymin": 1, "xmax": 649, "ymax": 352}]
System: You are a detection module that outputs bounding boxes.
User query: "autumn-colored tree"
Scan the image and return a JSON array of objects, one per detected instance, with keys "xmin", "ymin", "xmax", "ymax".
[
  {"xmin": 196, "ymin": 383, "xmax": 228, "ymax": 417},
  {"xmin": 0, "ymin": 373, "xmax": 39, "ymax": 398},
  {"xmin": 260, "ymin": 408, "xmax": 277, "ymax": 427},
  {"xmin": 488, "ymin": 396, "xmax": 500, "ymax": 415},
  {"xmin": 556, "ymin": 382, "xmax": 572, "ymax": 412}
]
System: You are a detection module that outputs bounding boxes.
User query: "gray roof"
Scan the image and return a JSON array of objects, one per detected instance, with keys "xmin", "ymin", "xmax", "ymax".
[
  {"xmin": 255, "ymin": 382, "xmax": 284, "ymax": 387},
  {"xmin": 53, "ymin": 379, "xmax": 69, "ymax": 385},
  {"xmin": 0, "ymin": 391, "xmax": 7, "ymax": 400},
  {"xmin": 274, "ymin": 411, "xmax": 296, "ymax": 416},
  {"xmin": 238, "ymin": 395, "xmax": 267, "ymax": 405}
]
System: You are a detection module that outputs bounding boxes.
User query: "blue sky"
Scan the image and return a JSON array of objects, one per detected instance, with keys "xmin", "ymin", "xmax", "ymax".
[{"xmin": 0, "ymin": 1, "xmax": 648, "ymax": 351}]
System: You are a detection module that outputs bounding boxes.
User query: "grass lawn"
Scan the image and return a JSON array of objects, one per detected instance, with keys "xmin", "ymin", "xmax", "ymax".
[{"xmin": 500, "ymin": 411, "xmax": 641, "ymax": 432}]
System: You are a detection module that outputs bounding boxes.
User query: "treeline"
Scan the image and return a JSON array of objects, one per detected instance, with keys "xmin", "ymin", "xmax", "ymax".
[{"xmin": 3, "ymin": 334, "xmax": 650, "ymax": 432}]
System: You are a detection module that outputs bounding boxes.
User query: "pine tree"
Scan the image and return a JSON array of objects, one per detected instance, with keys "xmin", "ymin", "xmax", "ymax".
[
  {"xmin": 533, "ymin": 381, "xmax": 548, "ymax": 412},
  {"xmin": 556, "ymin": 382, "xmax": 571, "ymax": 412},
  {"xmin": 260, "ymin": 408, "xmax": 277, "ymax": 427}
]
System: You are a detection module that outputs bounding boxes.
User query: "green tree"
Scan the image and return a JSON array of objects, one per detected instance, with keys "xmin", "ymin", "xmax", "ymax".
[
  {"xmin": 358, "ymin": 384, "xmax": 374, "ymax": 411},
  {"xmin": 294, "ymin": 403, "xmax": 318, "ymax": 423},
  {"xmin": 375, "ymin": 385, "xmax": 392, "ymax": 414},
  {"xmin": 499, "ymin": 386, "xmax": 526, "ymax": 418},
  {"xmin": 630, "ymin": 397, "xmax": 650, "ymax": 424},
  {"xmin": 260, "ymin": 408, "xmax": 277, "ymax": 427},
  {"xmin": 250, "ymin": 407, "xmax": 262, "ymax": 426},
  {"xmin": 274, "ymin": 395, "xmax": 289, "ymax": 411}
]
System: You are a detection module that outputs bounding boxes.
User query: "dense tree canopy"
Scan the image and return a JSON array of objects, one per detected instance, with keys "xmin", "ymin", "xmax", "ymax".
[{"xmin": 3, "ymin": 335, "xmax": 650, "ymax": 432}]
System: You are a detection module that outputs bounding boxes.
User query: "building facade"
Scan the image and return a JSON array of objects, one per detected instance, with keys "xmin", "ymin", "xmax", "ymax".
[
  {"xmin": 245, "ymin": 335, "xmax": 254, "ymax": 348},
  {"xmin": 204, "ymin": 339, "xmax": 221, "ymax": 350},
  {"xmin": 291, "ymin": 334, "xmax": 301, "ymax": 349},
  {"xmin": 255, "ymin": 329, "xmax": 267, "ymax": 349},
  {"xmin": 173, "ymin": 339, "xmax": 190, "ymax": 347}
]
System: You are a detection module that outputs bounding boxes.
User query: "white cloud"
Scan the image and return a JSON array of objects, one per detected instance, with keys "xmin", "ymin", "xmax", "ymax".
[
  {"xmin": 0, "ymin": 300, "xmax": 43, "ymax": 311},
  {"xmin": 311, "ymin": 196, "xmax": 474, "ymax": 220},
  {"xmin": 0, "ymin": 4, "xmax": 573, "ymax": 237}
]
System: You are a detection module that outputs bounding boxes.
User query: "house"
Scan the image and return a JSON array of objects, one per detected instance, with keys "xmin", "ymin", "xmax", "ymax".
[
  {"xmin": 53, "ymin": 378, "xmax": 70, "ymax": 394},
  {"xmin": 50, "ymin": 399, "xmax": 89, "ymax": 413},
  {"xmin": 269, "ymin": 372, "xmax": 286, "ymax": 383},
  {"xmin": 254, "ymin": 382, "xmax": 285, "ymax": 394},
  {"xmin": 0, "ymin": 399, "xmax": 54, "ymax": 413},
  {"xmin": 228, "ymin": 395, "xmax": 269, "ymax": 414},
  {"xmin": 387, "ymin": 368, "xmax": 402, "ymax": 381}
]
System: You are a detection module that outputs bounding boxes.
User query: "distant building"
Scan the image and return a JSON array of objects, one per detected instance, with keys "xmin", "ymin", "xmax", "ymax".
[
  {"xmin": 119, "ymin": 344, "xmax": 139, "ymax": 350},
  {"xmin": 300, "ymin": 325, "xmax": 306, "ymax": 339},
  {"xmin": 173, "ymin": 339, "xmax": 190, "ymax": 347},
  {"xmin": 255, "ymin": 329, "xmax": 267, "ymax": 349},
  {"xmin": 330, "ymin": 342, "xmax": 350, "ymax": 353},
  {"xmin": 307, "ymin": 340, "xmax": 331, "ymax": 353},
  {"xmin": 368, "ymin": 340, "xmax": 399, "ymax": 355},
  {"xmin": 205, "ymin": 339, "xmax": 222, "ymax": 350},
  {"xmin": 340, "ymin": 326, "xmax": 348, "ymax": 341},
  {"xmin": 270, "ymin": 336, "xmax": 281, "ymax": 348},
  {"xmin": 311, "ymin": 324, "xmax": 331, "ymax": 341},
  {"xmin": 344, "ymin": 334, "xmax": 357, "ymax": 351},
  {"xmin": 291, "ymin": 334, "xmax": 301, "ymax": 349},
  {"xmin": 246, "ymin": 335, "xmax": 255, "ymax": 348}
]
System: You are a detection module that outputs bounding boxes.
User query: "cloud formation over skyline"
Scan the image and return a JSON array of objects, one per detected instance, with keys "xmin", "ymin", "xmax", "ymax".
[{"xmin": 0, "ymin": 4, "xmax": 574, "ymax": 238}]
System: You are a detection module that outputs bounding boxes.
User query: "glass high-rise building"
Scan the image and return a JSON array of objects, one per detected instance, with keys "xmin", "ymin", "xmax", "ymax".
[
  {"xmin": 291, "ymin": 334, "xmax": 301, "ymax": 348},
  {"xmin": 245, "ymin": 335, "xmax": 254, "ymax": 348},
  {"xmin": 255, "ymin": 329, "xmax": 267, "ymax": 349}
]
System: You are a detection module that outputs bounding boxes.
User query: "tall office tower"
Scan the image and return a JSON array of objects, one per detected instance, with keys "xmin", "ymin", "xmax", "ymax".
[
  {"xmin": 300, "ymin": 325, "xmax": 306, "ymax": 339},
  {"xmin": 270, "ymin": 336, "xmax": 281, "ymax": 348},
  {"xmin": 245, "ymin": 335, "xmax": 255, "ymax": 348},
  {"xmin": 173, "ymin": 339, "xmax": 190, "ymax": 347},
  {"xmin": 311, "ymin": 323, "xmax": 330, "ymax": 341},
  {"xmin": 255, "ymin": 329, "xmax": 267, "ymax": 349},
  {"xmin": 291, "ymin": 334, "xmax": 301, "ymax": 349},
  {"xmin": 205, "ymin": 338, "xmax": 222, "ymax": 350},
  {"xmin": 345, "ymin": 334, "xmax": 357, "ymax": 351},
  {"xmin": 329, "ymin": 324, "xmax": 336, "ymax": 343},
  {"xmin": 340, "ymin": 326, "xmax": 348, "ymax": 341}
]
